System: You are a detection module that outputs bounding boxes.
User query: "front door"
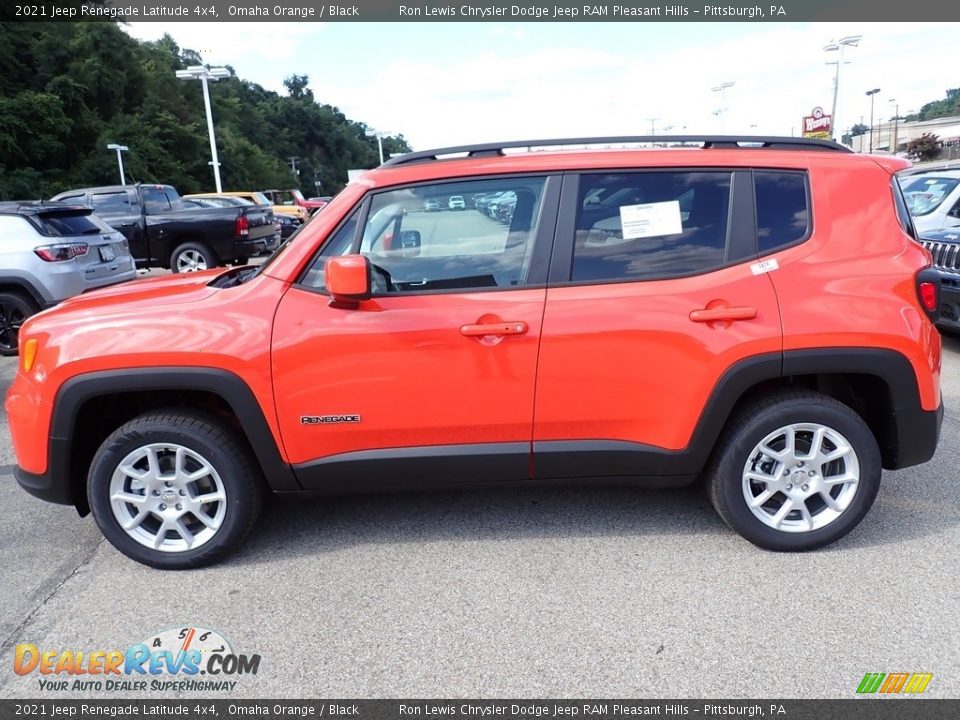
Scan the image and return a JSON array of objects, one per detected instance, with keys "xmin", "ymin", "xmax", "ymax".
[{"xmin": 272, "ymin": 174, "xmax": 559, "ymax": 490}]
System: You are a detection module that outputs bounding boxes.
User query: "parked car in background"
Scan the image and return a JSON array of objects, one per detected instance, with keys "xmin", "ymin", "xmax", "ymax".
[
  {"xmin": 899, "ymin": 170, "xmax": 960, "ymax": 233},
  {"xmin": 261, "ymin": 189, "xmax": 326, "ymax": 215},
  {"xmin": 218, "ymin": 190, "xmax": 309, "ymax": 224},
  {"xmin": 918, "ymin": 227, "xmax": 960, "ymax": 331},
  {"xmin": 182, "ymin": 194, "xmax": 281, "ymax": 252},
  {"xmin": 181, "ymin": 194, "xmax": 255, "ymax": 209},
  {"xmin": 423, "ymin": 198, "xmax": 440, "ymax": 212},
  {"xmin": 275, "ymin": 212, "xmax": 302, "ymax": 240},
  {"xmin": 0, "ymin": 201, "xmax": 135, "ymax": 354},
  {"xmin": 448, "ymin": 195, "xmax": 466, "ymax": 211},
  {"xmin": 51, "ymin": 184, "xmax": 276, "ymax": 272}
]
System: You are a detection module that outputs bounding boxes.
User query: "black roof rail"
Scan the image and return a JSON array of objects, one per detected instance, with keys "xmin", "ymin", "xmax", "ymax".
[{"xmin": 381, "ymin": 135, "xmax": 853, "ymax": 167}]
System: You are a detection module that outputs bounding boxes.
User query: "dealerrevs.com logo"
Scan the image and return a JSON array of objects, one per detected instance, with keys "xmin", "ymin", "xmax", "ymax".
[{"xmin": 13, "ymin": 626, "xmax": 261, "ymax": 692}]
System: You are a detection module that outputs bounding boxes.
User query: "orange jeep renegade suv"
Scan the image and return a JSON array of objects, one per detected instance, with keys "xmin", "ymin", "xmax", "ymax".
[{"xmin": 6, "ymin": 136, "xmax": 943, "ymax": 569}]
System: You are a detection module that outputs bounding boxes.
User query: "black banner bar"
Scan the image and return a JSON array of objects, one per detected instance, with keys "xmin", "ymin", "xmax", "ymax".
[
  {"xmin": 4, "ymin": 0, "xmax": 960, "ymax": 22},
  {"xmin": 0, "ymin": 700, "xmax": 958, "ymax": 720}
]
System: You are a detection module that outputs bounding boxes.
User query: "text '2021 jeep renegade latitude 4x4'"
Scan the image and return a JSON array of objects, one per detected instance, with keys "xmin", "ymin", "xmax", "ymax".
[{"xmin": 7, "ymin": 137, "xmax": 943, "ymax": 569}]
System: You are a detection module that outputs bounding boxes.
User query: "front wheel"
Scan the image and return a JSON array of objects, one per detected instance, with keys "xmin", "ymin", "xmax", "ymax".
[
  {"xmin": 0, "ymin": 291, "xmax": 39, "ymax": 356},
  {"xmin": 707, "ymin": 391, "xmax": 881, "ymax": 551},
  {"xmin": 170, "ymin": 242, "xmax": 217, "ymax": 273},
  {"xmin": 87, "ymin": 411, "xmax": 264, "ymax": 569}
]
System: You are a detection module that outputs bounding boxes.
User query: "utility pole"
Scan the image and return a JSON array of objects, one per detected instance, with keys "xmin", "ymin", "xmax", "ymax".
[
  {"xmin": 889, "ymin": 98, "xmax": 900, "ymax": 154},
  {"xmin": 645, "ymin": 117, "xmax": 660, "ymax": 135},
  {"xmin": 866, "ymin": 88, "xmax": 881, "ymax": 153},
  {"xmin": 711, "ymin": 82, "xmax": 735, "ymax": 132}
]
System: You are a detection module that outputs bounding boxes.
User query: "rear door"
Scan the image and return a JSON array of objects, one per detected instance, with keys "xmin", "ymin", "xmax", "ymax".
[
  {"xmin": 532, "ymin": 169, "xmax": 784, "ymax": 479},
  {"xmin": 271, "ymin": 174, "xmax": 560, "ymax": 489}
]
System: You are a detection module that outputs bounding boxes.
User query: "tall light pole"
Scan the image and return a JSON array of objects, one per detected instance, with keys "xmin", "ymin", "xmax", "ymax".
[
  {"xmin": 645, "ymin": 117, "xmax": 660, "ymax": 135},
  {"xmin": 175, "ymin": 65, "xmax": 231, "ymax": 192},
  {"xmin": 824, "ymin": 35, "xmax": 862, "ymax": 143},
  {"xmin": 711, "ymin": 82, "xmax": 735, "ymax": 131},
  {"xmin": 288, "ymin": 156, "xmax": 300, "ymax": 185},
  {"xmin": 866, "ymin": 88, "xmax": 881, "ymax": 153},
  {"xmin": 367, "ymin": 129, "xmax": 390, "ymax": 165},
  {"xmin": 106, "ymin": 144, "xmax": 128, "ymax": 185},
  {"xmin": 889, "ymin": 98, "xmax": 899, "ymax": 154}
]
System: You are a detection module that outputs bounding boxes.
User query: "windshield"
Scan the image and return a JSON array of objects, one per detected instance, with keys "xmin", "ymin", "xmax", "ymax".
[{"xmin": 900, "ymin": 176, "xmax": 960, "ymax": 216}]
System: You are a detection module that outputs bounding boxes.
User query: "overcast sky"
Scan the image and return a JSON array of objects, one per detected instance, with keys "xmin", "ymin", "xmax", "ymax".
[{"xmin": 124, "ymin": 22, "xmax": 960, "ymax": 150}]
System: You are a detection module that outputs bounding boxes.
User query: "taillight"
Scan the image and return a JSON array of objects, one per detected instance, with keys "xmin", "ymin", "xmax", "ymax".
[
  {"xmin": 235, "ymin": 215, "xmax": 249, "ymax": 238},
  {"xmin": 916, "ymin": 268, "xmax": 941, "ymax": 322},
  {"xmin": 34, "ymin": 243, "xmax": 89, "ymax": 262}
]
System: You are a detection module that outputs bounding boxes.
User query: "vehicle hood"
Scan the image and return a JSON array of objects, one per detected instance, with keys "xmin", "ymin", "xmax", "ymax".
[
  {"xmin": 64, "ymin": 268, "xmax": 220, "ymax": 306},
  {"xmin": 920, "ymin": 229, "xmax": 960, "ymax": 243}
]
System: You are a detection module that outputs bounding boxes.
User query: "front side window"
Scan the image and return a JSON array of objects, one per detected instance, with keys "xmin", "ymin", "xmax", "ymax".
[
  {"xmin": 571, "ymin": 171, "xmax": 731, "ymax": 282},
  {"xmin": 302, "ymin": 177, "xmax": 547, "ymax": 293}
]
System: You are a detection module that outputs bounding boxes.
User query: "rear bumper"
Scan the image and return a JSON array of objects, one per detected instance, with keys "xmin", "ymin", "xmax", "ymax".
[
  {"xmin": 235, "ymin": 237, "xmax": 272, "ymax": 257},
  {"xmin": 893, "ymin": 400, "xmax": 943, "ymax": 469}
]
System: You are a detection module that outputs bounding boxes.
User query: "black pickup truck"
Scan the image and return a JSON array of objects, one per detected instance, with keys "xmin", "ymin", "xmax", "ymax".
[{"xmin": 50, "ymin": 184, "xmax": 277, "ymax": 272}]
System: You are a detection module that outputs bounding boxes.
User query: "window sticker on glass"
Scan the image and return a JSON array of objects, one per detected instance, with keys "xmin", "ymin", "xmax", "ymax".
[{"xmin": 619, "ymin": 200, "xmax": 684, "ymax": 240}]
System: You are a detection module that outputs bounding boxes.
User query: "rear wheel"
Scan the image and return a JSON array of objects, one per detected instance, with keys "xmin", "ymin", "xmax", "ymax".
[
  {"xmin": 88, "ymin": 411, "xmax": 264, "ymax": 569},
  {"xmin": 707, "ymin": 391, "xmax": 881, "ymax": 551},
  {"xmin": 170, "ymin": 242, "xmax": 217, "ymax": 273},
  {"xmin": 0, "ymin": 291, "xmax": 39, "ymax": 356}
]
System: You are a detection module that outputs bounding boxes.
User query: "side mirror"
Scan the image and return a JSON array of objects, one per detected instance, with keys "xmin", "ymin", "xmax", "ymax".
[{"xmin": 325, "ymin": 255, "xmax": 371, "ymax": 307}]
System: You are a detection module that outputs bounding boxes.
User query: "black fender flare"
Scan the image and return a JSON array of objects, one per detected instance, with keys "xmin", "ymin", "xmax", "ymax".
[{"xmin": 46, "ymin": 368, "xmax": 298, "ymax": 509}]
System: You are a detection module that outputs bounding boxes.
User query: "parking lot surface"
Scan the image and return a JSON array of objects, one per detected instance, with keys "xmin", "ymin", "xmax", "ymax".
[{"xmin": 1, "ymin": 321, "xmax": 958, "ymax": 698}]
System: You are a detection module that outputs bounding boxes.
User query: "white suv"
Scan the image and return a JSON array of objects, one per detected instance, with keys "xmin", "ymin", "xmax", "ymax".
[
  {"xmin": 0, "ymin": 201, "xmax": 136, "ymax": 355},
  {"xmin": 448, "ymin": 195, "xmax": 465, "ymax": 211},
  {"xmin": 899, "ymin": 170, "xmax": 960, "ymax": 234}
]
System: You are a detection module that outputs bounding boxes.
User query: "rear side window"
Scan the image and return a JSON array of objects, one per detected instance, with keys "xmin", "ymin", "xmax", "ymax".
[
  {"xmin": 571, "ymin": 171, "xmax": 731, "ymax": 282},
  {"xmin": 29, "ymin": 212, "xmax": 114, "ymax": 237},
  {"xmin": 755, "ymin": 171, "xmax": 810, "ymax": 254},
  {"xmin": 91, "ymin": 191, "xmax": 132, "ymax": 216}
]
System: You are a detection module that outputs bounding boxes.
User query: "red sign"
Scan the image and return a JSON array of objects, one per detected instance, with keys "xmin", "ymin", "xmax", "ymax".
[{"xmin": 803, "ymin": 107, "xmax": 832, "ymax": 138}]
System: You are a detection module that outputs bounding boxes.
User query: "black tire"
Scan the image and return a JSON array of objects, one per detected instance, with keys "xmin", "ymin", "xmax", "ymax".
[
  {"xmin": 707, "ymin": 391, "xmax": 881, "ymax": 551},
  {"xmin": 170, "ymin": 242, "xmax": 218, "ymax": 274},
  {"xmin": 87, "ymin": 410, "xmax": 264, "ymax": 569},
  {"xmin": 0, "ymin": 291, "xmax": 39, "ymax": 356}
]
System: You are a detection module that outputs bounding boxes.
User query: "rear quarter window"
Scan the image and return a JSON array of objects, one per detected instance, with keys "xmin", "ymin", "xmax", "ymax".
[{"xmin": 755, "ymin": 171, "xmax": 810, "ymax": 255}]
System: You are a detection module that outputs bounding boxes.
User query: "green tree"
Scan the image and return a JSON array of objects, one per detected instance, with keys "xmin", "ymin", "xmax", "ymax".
[{"xmin": 905, "ymin": 133, "xmax": 941, "ymax": 162}]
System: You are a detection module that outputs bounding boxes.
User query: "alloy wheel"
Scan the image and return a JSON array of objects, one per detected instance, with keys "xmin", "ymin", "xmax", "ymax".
[
  {"xmin": 741, "ymin": 423, "xmax": 860, "ymax": 533},
  {"xmin": 109, "ymin": 443, "xmax": 227, "ymax": 552}
]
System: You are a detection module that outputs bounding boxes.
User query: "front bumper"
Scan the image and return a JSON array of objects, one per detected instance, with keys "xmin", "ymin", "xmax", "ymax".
[{"xmin": 13, "ymin": 437, "xmax": 76, "ymax": 508}]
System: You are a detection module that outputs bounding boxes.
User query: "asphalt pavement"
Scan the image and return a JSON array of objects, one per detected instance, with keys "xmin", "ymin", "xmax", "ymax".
[{"xmin": 0, "ymin": 314, "xmax": 958, "ymax": 699}]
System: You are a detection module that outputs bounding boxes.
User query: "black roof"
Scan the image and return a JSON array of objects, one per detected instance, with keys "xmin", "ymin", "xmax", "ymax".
[
  {"xmin": 383, "ymin": 135, "xmax": 853, "ymax": 167},
  {"xmin": 0, "ymin": 200, "xmax": 93, "ymax": 216}
]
